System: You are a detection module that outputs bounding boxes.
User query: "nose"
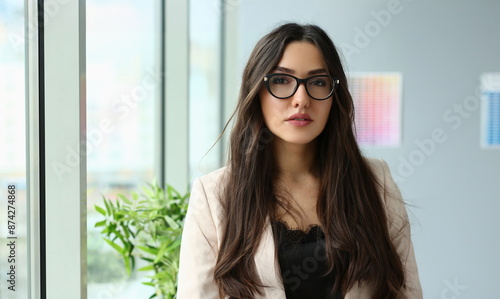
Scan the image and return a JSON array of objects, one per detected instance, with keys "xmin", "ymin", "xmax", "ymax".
[{"xmin": 291, "ymin": 83, "xmax": 310, "ymax": 108}]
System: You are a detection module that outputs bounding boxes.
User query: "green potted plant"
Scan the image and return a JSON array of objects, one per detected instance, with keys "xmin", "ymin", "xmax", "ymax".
[{"xmin": 94, "ymin": 181, "xmax": 189, "ymax": 299}]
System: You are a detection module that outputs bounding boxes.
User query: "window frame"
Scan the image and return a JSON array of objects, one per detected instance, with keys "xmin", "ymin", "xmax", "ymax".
[{"xmin": 25, "ymin": 0, "xmax": 190, "ymax": 297}]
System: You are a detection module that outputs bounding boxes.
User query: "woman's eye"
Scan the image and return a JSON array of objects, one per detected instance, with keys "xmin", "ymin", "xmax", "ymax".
[
  {"xmin": 272, "ymin": 77, "xmax": 289, "ymax": 84},
  {"xmin": 310, "ymin": 79, "xmax": 327, "ymax": 86}
]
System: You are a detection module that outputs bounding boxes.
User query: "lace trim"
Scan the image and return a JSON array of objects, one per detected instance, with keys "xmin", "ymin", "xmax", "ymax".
[
  {"xmin": 274, "ymin": 219, "xmax": 322, "ymax": 234},
  {"xmin": 273, "ymin": 220, "xmax": 325, "ymax": 249}
]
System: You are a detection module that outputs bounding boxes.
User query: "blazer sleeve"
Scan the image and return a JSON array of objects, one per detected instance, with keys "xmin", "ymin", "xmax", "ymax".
[
  {"xmin": 177, "ymin": 177, "xmax": 222, "ymax": 299},
  {"xmin": 380, "ymin": 160, "xmax": 423, "ymax": 299}
]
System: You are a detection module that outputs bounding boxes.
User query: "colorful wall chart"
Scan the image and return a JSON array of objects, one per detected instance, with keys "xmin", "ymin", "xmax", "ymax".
[
  {"xmin": 348, "ymin": 73, "xmax": 402, "ymax": 147},
  {"xmin": 481, "ymin": 73, "xmax": 500, "ymax": 148}
]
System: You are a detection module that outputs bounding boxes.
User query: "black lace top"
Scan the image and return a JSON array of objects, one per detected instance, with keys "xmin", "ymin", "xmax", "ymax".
[{"xmin": 271, "ymin": 221, "xmax": 342, "ymax": 299}]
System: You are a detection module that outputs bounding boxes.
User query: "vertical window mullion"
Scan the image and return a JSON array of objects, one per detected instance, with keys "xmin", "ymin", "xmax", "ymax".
[
  {"xmin": 42, "ymin": 0, "xmax": 86, "ymax": 298},
  {"xmin": 26, "ymin": 0, "xmax": 41, "ymax": 297},
  {"xmin": 165, "ymin": 0, "xmax": 189, "ymax": 190}
]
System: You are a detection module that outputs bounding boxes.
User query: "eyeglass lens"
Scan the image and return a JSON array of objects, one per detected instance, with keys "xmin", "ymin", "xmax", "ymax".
[{"xmin": 268, "ymin": 74, "xmax": 333, "ymax": 99}]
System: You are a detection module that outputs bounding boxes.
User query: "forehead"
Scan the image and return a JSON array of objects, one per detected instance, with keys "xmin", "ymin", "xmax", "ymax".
[{"xmin": 276, "ymin": 41, "xmax": 326, "ymax": 74}]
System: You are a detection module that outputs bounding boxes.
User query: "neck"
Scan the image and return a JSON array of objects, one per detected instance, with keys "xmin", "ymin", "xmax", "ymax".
[{"xmin": 273, "ymin": 139, "xmax": 318, "ymax": 182}]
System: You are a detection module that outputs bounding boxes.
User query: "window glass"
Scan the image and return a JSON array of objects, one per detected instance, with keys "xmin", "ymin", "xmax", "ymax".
[
  {"xmin": 0, "ymin": 1, "xmax": 28, "ymax": 298},
  {"xmin": 189, "ymin": 0, "xmax": 223, "ymax": 179},
  {"xmin": 86, "ymin": 0, "xmax": 161, "ymax": 297}
]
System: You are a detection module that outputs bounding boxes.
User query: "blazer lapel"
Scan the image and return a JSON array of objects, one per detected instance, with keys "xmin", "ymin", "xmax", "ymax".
[{"xmin": 254, "ymin": 219, "xmax": 287, "ymax": 298}]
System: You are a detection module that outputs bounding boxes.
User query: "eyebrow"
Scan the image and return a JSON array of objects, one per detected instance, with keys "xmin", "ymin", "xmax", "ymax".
[{"xmin": 274, "ymin": 66, "xmax": 328, "ymax": 75}]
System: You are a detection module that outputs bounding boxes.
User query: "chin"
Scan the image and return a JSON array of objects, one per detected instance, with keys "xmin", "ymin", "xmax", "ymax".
[{"xmin": 276, "ymin": 134, "xmax": 319, "ymax": 146}]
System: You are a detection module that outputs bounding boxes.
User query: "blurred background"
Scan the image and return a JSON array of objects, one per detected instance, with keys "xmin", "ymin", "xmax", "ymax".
[{"xmin": 1, "ymin": 0, "xmax": 499, "ymax": 298}]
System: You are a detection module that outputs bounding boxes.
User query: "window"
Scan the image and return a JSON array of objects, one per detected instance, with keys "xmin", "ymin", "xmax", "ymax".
[
  {"xmin": 189, "ymin": 0, "xmax": 223, "ymax": 179},
  {"xmin": 86, "ymin": 0, "xmax": 162, "ymax": 297},
  {"xmin": 0, "ymin": 1, "xmax": 28, "ymax": 298}
]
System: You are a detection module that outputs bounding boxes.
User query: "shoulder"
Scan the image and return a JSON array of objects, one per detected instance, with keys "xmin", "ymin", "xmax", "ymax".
[
  {"xmin": 197, "ymin": 166, "xmax": 228, "ymax": 185},
  {"xmin": 363, "ymin": 157, "xmax": 396, "ymax": 194},
  {"xmin": 363, "ymin": 157, "xmax": 388, "ymax": 181},
  {"xmin": 188, "ymin": 167, "xmax": 228, "ymax": 216},
  {"xmin": 192, "ymin": 166, "xmax": 229, "ymax": 197}
]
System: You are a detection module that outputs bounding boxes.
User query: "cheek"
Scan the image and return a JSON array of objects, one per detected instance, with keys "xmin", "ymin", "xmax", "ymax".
[
  {"xmin": 260, "ymin": 94, "xmax": 283, "ymax": 126},
  {"xmin": 317, "ymin": 101, "xmax": 333, "ymax": 125},
  {"xmin": 260, "ymin": 95, "xmax": 272, "ymax": 126}
]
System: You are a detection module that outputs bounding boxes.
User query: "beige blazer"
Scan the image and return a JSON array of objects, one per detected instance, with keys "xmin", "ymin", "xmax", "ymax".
[{"xmin": 177, "ymin": 158, "xmax": 422, "ymax": 298}]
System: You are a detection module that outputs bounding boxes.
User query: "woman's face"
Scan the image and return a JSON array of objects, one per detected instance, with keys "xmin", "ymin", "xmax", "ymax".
[{"xmin": 260, "ymin": 41, "xmax": 333, "ymax": 146}]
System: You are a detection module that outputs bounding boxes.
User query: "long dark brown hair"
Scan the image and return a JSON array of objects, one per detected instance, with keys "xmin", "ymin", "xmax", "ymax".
[{"xmin": 214, "ymin": 23, "xmax": 405, "ymax": 299}]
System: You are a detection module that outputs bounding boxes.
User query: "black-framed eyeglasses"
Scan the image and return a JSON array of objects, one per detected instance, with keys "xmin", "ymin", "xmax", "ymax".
[{"xmin": 263, "ymin": 73, "xmax": 339, "ymax": 101}]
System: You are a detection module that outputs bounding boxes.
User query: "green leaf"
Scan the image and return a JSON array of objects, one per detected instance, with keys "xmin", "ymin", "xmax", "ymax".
[
  {"xmin": 124, "ymin": 255, "xmax": 132, "ymax": 275},
  {"xmin": 137, "ymin": 245, "xmax": 159, "ymax": 256},
  {"xmin": 167, "ymin": 185, "xmax": 181, "ymax": 199},
  {"xmin": 123, "ymin": 225, "xmax": 133, "ymax": 239},
  {"xmin": 118, "ymin": 194, "xmax": 133, "ymax": 205},
  {"xmin": 147, "ymin": 271, "xmax": 168, "ymax": 280},
  {"xmin": 154, "ymin": 242, "xmax": 169, "ymax": 263},
  {"xmin": 103, "ymin": 198, "xmax": 112, "ymax": 215},
  {"xmin": 138, "ymin": 264, "xmax": 155, "ymax": 272},
  {"xmin": 113, "ymin": 230, "xmax": 127, "ymax": 245},
  {"xmin": 95, "ymin": 204, "xmax": 107, "ymax": 216},
  {"xmin": 164, "ymin": 215, "xmax": 180, "ymax": 230},
  {"xmin": 141, "ymin": 257, "xmax": 154, "ymax": 263},
  {"xmin": 94, "ymin": 220, "xmax": 106, "ymax": 227},
  {"xmin": 165, "ymin": 239, "xmax": 181, "ymax": 252},
  {"xmin": 103, "ymin": 238, "xmax": 124, "ymax": 255}
]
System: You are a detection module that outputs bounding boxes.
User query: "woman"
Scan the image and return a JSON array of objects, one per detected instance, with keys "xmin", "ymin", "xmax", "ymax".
[{"xmin": 177, "ymin": 23, "xmax": 422, "ymax": 299}]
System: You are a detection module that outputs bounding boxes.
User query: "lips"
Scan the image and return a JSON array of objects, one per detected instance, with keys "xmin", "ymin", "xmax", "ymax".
[
  {"xmin": 287, "ymin": 113, "xmax": 312, "ymax": 121},
  {"xmin": 286, "ymin": 113, "xmax": 313, "ymax": 127}
]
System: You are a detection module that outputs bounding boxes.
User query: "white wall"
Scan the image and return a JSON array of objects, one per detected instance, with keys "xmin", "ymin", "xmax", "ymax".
[{"xmin": 230, "ymin": 0, "xmax": 500, "ymax": 297}]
